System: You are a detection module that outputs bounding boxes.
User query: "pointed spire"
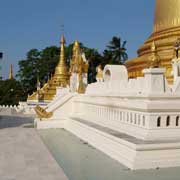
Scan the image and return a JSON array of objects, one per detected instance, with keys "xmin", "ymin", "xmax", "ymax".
[
  {"xmin": 60, "ymin": 34, "xmax": 65, "ymax": 44},
  {"xmin": 54, "ymin": 33, "xmax": 69, "ymax": 87},
  {"xmin": 72, "ymin": 40, "xmax": 80, "ymax": 64},
  {"xmin": 59, "ymin": 34, "xmax": 66, "ymax": 66},
  {"xmin": 8, "ymin": 64, "xmax": 13, "ymax": 80}
]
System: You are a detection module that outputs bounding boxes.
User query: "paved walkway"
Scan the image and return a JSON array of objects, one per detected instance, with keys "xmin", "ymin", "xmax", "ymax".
[
  {"xmin": 0, "ymin": 115, "xmax": 68, "ymax": 180},
  {"xmin": 40, "ymin": 128, "xmax": 180, "ymax": 180}
]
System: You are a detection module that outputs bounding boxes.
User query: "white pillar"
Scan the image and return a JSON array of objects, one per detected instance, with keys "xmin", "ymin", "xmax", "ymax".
[{"xmin": 142, "ymin": 68, "xmax": 166, "ymax": 94}]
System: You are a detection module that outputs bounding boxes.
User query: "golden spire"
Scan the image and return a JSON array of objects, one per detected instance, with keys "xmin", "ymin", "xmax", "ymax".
[
  {"xmin": 70, "ymin": 40, "xmax": 80, "ymax": 73},
  {"xmin": 55, "ymin": 34, "xmax": 68, "ymax": 74},
  {"xmin": 58, "ymin": 34, "xmax": 66, "ymax": 66},
  {"xmin": 73, "ymin": 40, "xmax": 80, "ymax": 58},
  {"xmin": 154, "ymin": 0, "xmax": 180, "ymax": 32},
  {"xmin": 74, "ymin": 40, "xmax": 79, "ymax": 49},
  {"xmin": 148, "ymin": 41, "xmax": 160, "ymax": 68},
  {"xmin": 54, "ymin": 34, "xmax": 69, "ymax": 86},
  {"xmin": 8, "ymin": 64, "xmax": 13, "ymax": 80}
]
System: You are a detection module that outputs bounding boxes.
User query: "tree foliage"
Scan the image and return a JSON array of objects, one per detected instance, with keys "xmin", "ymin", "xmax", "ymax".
[
  {"xmin": 0, "ymin": 79, "xmax": 26, "ymax": 105},
  {"xmin": 17, "ymin": 47, "xmax": 60, "ymax": 96},
  {"xmin": 106, "ymin": 36, "xmax": 128, "ymax": 64}
]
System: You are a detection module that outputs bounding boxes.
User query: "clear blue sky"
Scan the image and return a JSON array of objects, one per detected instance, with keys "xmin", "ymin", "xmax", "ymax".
[{"xmin": 0, "ymin": 0, "xmax": 155, "ymax": 79}]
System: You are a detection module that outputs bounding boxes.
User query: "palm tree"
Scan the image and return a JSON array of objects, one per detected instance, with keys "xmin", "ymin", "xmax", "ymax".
[{"xmin": 107, "ymin": 36, "xmax": 128, "ymax": 64}]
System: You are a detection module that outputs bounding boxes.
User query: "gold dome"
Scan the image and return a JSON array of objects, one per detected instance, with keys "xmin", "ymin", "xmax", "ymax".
[
  {"xmin": 126, "ymin": 0, "xmax": 180, "ymax": 83},
  {"xmin": 154, "ymin": 0, "xmax": 180, "ymax": 32}
]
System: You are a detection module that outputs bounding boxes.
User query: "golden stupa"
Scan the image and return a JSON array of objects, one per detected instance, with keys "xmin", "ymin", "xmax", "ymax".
[
  {"xmin": 126, "ymin": 0, "xmax": 180, "ymax": 82},
  {"xmin": 35, "ymin": 40, "xmax": 89, "ymax": 119},
  {"xmin": 27, "ymin": 34, "xmax": 69, "ymax": 102}
]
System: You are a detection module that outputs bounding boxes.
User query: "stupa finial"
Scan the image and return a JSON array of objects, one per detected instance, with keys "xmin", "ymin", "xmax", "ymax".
[{"xmin": 59, "ymin": 33, "xmax": 66, "ymax": 66}]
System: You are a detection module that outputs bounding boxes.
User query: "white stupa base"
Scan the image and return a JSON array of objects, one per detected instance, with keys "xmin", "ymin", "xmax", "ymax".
[{"xmin": 34, "ymin": 66, "xmax": 180, "ymax": 170}]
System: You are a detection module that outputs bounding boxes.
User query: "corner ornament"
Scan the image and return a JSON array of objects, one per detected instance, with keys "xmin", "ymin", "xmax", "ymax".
[
  {"xmin": 174, "ymin": 38, "xmax": 180, "ymax": 60},
  {"xmin": 35, "ymin": 105, "xmax": 53, "ymax": 119},
  {"xmin": 148, "ymin": 41, "xmax": 160, "ymax": 68}
]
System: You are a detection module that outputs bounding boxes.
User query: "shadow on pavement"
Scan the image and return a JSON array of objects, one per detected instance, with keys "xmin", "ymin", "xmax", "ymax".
[{"xmin": 0, "ymin": 115, "xmax": 34, "ymax": 129}]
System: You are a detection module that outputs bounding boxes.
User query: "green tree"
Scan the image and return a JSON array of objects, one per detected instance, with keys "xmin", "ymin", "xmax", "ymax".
[
  {"xmin": 106, "ymin": 36, "xmax": 128, "ymax": 64},
  {"xmin": 86, "ymin": 49, "xmax": 102, "ymax": 83},
  {"xmin": 17, "ymin": 49, "xmax": 41, "ymax": 95},
  {"xmin": 39, "ymin": 46, "xmax": 59, "ymax": 83},
  {"xmin": 17, "ymin": 47, "xmax": 60, "ymax": 96},
  {"xmin": 0, "ymin": 79, "xmax": 26, "ymax": 105}
]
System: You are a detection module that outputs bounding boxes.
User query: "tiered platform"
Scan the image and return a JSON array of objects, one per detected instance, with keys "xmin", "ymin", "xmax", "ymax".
[
  {"xmin": 36, "ymin": 116, "xmax": 180, "ymax": 170},
  {"xmin": 35, "ymin": 65, "xmax": 180, "ymax": 170}
]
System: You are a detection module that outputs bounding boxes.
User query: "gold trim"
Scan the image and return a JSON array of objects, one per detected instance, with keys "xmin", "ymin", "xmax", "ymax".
[{"xmin": 35, "ymin": 105, "xmax": 53, "ymax": 119}]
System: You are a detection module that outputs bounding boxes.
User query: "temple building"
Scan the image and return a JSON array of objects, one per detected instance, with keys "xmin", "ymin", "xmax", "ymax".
[
  {"xmin": 27, "ymin": 34, "xmax": 88, "ymax": 115},
  {"xmin": 126, "ymin": 0, "xmax": 180, "ymax": 83},
  {"xmin": 27, "ymin": 34, "xmax": 69, "ymax": 103}
]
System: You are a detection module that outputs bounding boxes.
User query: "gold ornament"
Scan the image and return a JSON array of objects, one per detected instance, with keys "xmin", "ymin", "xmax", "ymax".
[
  {"xmin": 148, "ymin": 41, "xmax": 160, "ymax": 68},
  {"xmin": 126, "ymin": 0, "xmax": 180, "ymax": 83},
  {"xmin": 35, "ymin": 105, "xmax": 53, "ymax": 119},
  {"xmin": 70, "ymin": 41, "xmax": 89, "ymax": 94}
]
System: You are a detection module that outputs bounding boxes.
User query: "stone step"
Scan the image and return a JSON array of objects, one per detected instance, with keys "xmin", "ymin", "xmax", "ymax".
[{"xmin": 65, "ymin": 117, "xmax": 180, "ymax": 170}]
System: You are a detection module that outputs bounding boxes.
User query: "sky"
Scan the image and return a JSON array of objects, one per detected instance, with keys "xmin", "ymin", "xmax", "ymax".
[{"xmin": 0, "ymin": 0, "xmax": 155, "ymax": 79}]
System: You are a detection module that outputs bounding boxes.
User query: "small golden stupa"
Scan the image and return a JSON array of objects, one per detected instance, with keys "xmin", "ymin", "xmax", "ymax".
[
  {"xmin": 126, "ymin": 0, "xmax": 180, "ymax": 83},
  {"xmin": 27, "ymin": 34, "xmax": 69, "ymax": 102},
  {"xmin": 35, "ymin": 40, "xmax": 89, "ymax": 119},
  {"xmin": 69, "ymin": 40, "xmax": 89, "ymax": 94},
  {"xmin": 8, "ymin": 64, "xmax": 14, "ymax": 80}
]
